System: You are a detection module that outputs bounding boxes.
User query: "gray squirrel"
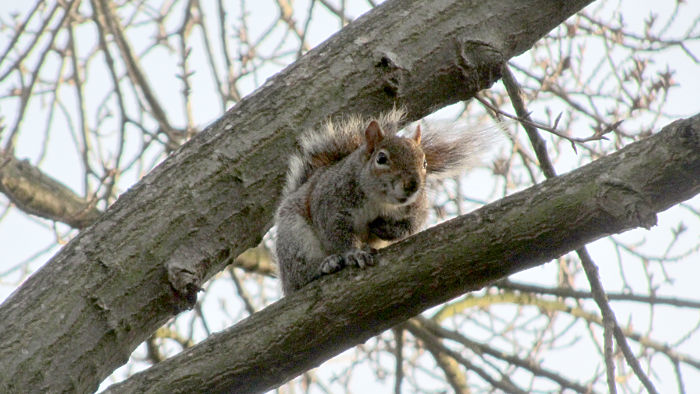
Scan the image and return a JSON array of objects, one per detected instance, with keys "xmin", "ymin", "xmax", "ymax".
[{"xmin": 275, "ymin": 109, "xmax": 488, "ymax": 295}]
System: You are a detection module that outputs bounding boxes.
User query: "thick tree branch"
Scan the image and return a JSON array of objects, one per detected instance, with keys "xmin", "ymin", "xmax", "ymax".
[
  {"xmin": 0, "ymin": 0, "xmax": 596, "ymax": 391},
  {"xmin": 105, "ymin": 114, "xmax": 699, "ymax": 393}
]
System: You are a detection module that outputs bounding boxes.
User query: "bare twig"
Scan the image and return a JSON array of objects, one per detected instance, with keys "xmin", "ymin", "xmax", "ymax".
[{"xmin": 579, "ymin": 249, "xmax": 659, "ymax": 394}]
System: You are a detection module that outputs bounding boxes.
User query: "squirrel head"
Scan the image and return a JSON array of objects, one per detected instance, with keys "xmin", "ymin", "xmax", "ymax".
[{"xmin": 362, "ymin": 121, "xmax": 427, "ymax": 206}]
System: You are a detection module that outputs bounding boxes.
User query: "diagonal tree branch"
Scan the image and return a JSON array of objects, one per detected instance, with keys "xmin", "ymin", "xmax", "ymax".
[{"xmin": 105, "ymin": 114, "xmax": 699, "ymax": 393}]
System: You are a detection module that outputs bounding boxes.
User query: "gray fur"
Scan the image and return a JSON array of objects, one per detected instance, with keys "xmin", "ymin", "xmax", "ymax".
[{"xmin": 275, "ymin": 110, "xmax": 488, "ymax": 295}]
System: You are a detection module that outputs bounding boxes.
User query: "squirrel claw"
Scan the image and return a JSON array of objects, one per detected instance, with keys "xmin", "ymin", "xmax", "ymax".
[
  {"xmin": 344, "ymin": 249, "xmax": 374, "ymax": 269},
  {"xmin": 319, "ymin": 249, "xmax": 375, "ymax": 276},
  {"xmin": 320, "ymin": 254, "xmax": 344, "ymax": 274}
]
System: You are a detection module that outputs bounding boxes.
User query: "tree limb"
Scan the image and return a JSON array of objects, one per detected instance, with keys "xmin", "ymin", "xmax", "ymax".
[
  {"xmin": 105, "ymin": 114, "xmax": 700, "ymax": 393},
  {"xmin": 0, "ymin": 154, "xmax": 101, "ymax": 228}
]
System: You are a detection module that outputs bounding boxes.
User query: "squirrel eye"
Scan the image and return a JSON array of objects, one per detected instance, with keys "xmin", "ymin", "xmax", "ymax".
[
  {"xmin": 376, "ymin": 151, "xmax": 388, "ymax": 165},
  {"xmin": 423, "ymin": 158, "xmax": 428, "ymax": 169}
]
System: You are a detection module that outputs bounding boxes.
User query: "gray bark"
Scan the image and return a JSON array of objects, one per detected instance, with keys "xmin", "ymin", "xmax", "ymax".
[
  {"xmin": 0, "ymin": 0, "xmax": 599, "ymax": 392},
  {"xmin": 105, "ymin": 114, "xmax": 700, "ymax": 393}
]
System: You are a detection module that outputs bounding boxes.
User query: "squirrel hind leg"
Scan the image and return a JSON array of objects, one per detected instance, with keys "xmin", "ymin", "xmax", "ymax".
[{"xmin": 276, "ymin": 201, "xmax": 327, "ymax": 294}]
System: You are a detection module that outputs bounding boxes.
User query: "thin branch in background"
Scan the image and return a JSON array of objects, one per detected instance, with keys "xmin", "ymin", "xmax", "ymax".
[
  {"xmin": 67, "ymin": 20, "xmax": 95, "ymax": 196},
  {"xmin": 476, "ymin": 90, "xmax": 614, "ymax": 152},
  {"xmin": 405, "ymin": 319, "xmax": 527, "ymax": 394},
  {"xmin": 228, "ymin": 266, "xmax": 257, "ymax": 315},
  {"xmin": 177, "ymin": 0, "xmax": 197, "ymax": 136},
  {"xmin": 496, "ymin": 280, "xmax": 700, "ymax": 309},
  {"xmin": 92, "ymin": 0, "xmax": 182, "ymax": 147},
  {"xmin": 0, "ymin": 1, "xmax": 57, "ymax": 80},
  {"xmin": 499, "ymin": 62, "xmax": 660, "ymax": 393},
  {"xmin": 3, "ymin": 0, "xmax": 80, "ymax": 154},
  {"xmin": 0, "ymin": 239, "xmax": 59, "ymax": 279},
  {"xmin": 579, "ymin": 249, "xmax": 659, "ymax": 394},
  {"xmin": 317, "ymin": 0, "xmax": 352, "ymax": 25},
  {"xmin": 193, "ymin": 302, "xmax": 211, "ymax": 337},
  {"xmin": 191, "ymin": 0, "xmax": 226, "ymax": 112},
  {"xmin": 89, "ymin": 0, "xmax": 132, "ymax": 203},
  {"xmin": 216, "ymin": 0, "xmax": 240, "ymax": 104},
  {"xmin": 419, "ymin": 314, "xmax": 593, "ymax": 392},
  {"xmin": 296, "ymin": 0, "xmax": 317, "ymax": 59},
  {"xmin": 275, "ymin": 0, "xmax": 311, "ymax": 53},
  {"xmin": 612, "ymin": 234, "xmax": 700, "ymax": 265},
  {"xmin": 602, "ymin": 304, "xmax": 617, "ymax": 394},
  {"xmin": 497, "ymin": 64, "xmax": 558, "ymax": 178},
  {"xmin": 392, "ymin": 327, "xmax": 404, "ymax": 394},
  {"xmin": 673, "ymin": 359, "xmax": 687, "ymax": 394}
]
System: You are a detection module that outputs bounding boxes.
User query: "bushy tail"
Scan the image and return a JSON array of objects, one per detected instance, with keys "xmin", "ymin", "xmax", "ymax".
[
  {"xmin": 419, "ymin": 120, "xmax": 494, "ymax": 179},
  {"xmin": 283, "ymin": 109, "xmax": 405, "ymax": 197},
  {"xmin": 283, "ymin": 109, "xmax": 496, "ymax": 196}
]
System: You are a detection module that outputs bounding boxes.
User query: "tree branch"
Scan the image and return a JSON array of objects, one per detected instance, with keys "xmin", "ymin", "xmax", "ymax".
[
  {"xmin": 105, "ymin": 114, "xmax": 699, "ymax": 393},
  {"xmin": 0, "ymin": 154, "xmax": 101, "ymax": 228}
]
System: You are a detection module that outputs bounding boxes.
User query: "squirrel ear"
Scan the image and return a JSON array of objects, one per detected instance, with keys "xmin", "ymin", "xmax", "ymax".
[
  {"xmin": 364, "ymin": 120, "xmax": 384, "ymax": 153},
  {"xmin": 413, "ymin": 124, "xmax": 422, "ymax": 144}
]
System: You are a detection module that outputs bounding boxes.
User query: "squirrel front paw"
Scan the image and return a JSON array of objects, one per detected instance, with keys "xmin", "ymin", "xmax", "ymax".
[
  {"xmin": 319, "ymin": 248, "xmax": 375, "ymax": 275},
  {"xmin": 320, "ymin": 254, "xmax": 345, "ymax": 274},
  {"xmin": 344, "ymin": 248, "xmax": 374, "ymax": 269}
]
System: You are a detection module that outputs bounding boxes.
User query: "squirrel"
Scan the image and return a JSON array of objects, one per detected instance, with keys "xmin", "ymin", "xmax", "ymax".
[{"xmin": 275, "ymin": 108, "xmax": 488, "ymax": 295}]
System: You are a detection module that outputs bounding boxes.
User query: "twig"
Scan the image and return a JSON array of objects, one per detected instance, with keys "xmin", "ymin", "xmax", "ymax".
[
  {"xmin": 579, "ymin": 249, "xmax": 659, "ymax": 394},
  {"xmin": 417, "ymin": 316, "xmax": 592, "ymax": 393},
  {"xmin": 475, "ymin": 91, "xmax": 613, "ymax": 152},
  {"xmin": 496, "ymin": 280, "xmax": 700, "ymax": 309},
  {"xmin": 405, "ymin": 319, "xmax": 526, "ymax": 394},
  {"xmin": 92, "ymin": 0, "xmax": 182, "ymax": 147},
  {"xmin": 392, "ymin": 327, "xmax": 404, "ymax": 394},
  {"xmin": 228, "ymin": 266, "xmax": 257, "ymax": 315}
]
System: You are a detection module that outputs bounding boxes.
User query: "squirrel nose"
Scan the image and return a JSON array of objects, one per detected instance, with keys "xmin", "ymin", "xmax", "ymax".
[{"xmin": 404, "ymin": 178, "xmax": 419, "ymax": 194}]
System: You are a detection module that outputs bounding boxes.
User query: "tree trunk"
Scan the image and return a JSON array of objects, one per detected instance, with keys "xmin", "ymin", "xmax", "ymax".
[
  {"xmin": 105, "ymin": 114, "xmax": 700, "ymax": 393},
  {"xmin": 0, "ymin": 0, "xmax": 598, "ymax": 392}
]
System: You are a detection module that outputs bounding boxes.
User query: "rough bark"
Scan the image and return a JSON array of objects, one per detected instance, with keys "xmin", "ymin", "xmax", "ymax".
[
  {"xmin": 105, "ymin": 114, "xmax": 700, "ymax": 393},
  {"xmin": 0, "ymin": 0, "xmax": 595, "ymax": 392}
]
